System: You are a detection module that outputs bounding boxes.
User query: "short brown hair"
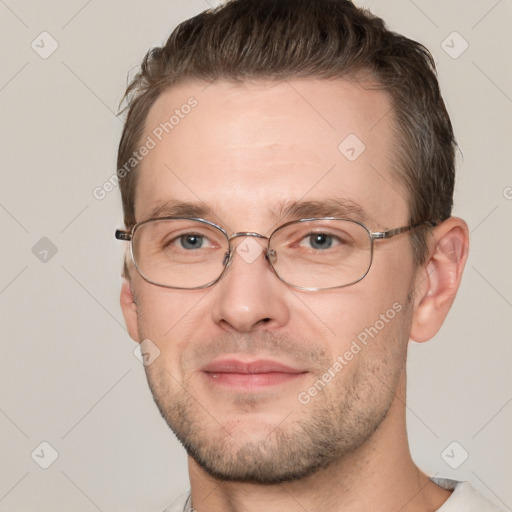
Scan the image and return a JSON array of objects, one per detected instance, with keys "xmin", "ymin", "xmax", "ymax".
[{"xmin": 117, "ymin": 0, "xmax": 456, "ymax": 273}]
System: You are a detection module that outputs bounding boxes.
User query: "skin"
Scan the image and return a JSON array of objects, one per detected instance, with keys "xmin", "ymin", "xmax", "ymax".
[{"xmin": 120, "ymin": 78, "xmax": 469, "ymax": 512}]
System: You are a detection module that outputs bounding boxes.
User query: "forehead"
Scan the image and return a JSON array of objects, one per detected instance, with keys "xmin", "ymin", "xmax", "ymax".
[{"xmin": 135, "ymin": 78, "xmax": 408, "ymax": 230}]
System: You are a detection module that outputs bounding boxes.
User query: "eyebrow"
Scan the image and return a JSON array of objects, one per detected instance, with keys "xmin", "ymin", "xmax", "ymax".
[
  {"xmin": 144, "ymin": 200, "xmax": 215, "ymax": 221},
  {"xmin": 274, "ymin": 199, "xmax": 369, "ymax": 224},
  {"xmin": 142, "ymin": 198, "xmax": 370, "ymax": 227}
]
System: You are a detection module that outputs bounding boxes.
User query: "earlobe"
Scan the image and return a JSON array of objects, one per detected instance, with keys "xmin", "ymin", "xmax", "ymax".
[
  {"xmin": 120, "ymin": 278, "xmax": 141, "ymax": 343},
  {"xmin": 410, "ymin": 217, "xmax": 469, "ymax": 343}
]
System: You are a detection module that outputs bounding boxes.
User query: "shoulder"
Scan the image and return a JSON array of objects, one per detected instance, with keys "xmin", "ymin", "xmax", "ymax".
[
  {"xmin": 433, "ymin": 478, "xmax": 503, "ymax": 512},
  {"xmin": 161, "ymin": 482, "xmax": 503, "ymax": 512}
]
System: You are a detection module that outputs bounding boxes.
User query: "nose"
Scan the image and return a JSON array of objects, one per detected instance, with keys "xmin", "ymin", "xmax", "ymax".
[{"xmin": 211, "ymin": 236, "xmax": 290, "ymax": 333}]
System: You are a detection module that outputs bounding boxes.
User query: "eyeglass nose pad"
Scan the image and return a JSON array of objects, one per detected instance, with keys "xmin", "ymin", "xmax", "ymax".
[{"xmin": 266, "ymin": 248, "xmax": 277, "ymax": 265}]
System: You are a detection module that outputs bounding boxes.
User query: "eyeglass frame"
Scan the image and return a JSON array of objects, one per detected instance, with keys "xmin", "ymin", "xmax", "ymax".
[{"xmin": 115, "ymin": 216, "xmax": 438, "ymax": 292}]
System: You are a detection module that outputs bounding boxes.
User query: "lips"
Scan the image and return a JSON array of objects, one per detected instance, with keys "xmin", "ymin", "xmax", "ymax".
[
  {"xmin": 202, "ymin": 358, "xmax": 307, "ymax": 390},
  {"xmin": 202, "ymin": 359, "xmax": 304, "ymax": 374}
]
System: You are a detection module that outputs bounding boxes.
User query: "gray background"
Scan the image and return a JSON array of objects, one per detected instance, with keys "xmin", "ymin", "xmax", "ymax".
[{"xmin": 1, "ymin": 1, "xmax": 511, "ymax": 510}]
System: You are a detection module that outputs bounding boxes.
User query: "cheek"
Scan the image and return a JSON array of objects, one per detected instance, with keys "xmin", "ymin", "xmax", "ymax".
[
  {"xmin": 136, "ymin": 288, "xmax": 209, "ymax": 386},
  {"xmin": 300, "ymin": 249, "xmax": 415, "ymax": 353},
  {"xmin": 135, "ymin": 280, "xmax": 208, "ymax": 347},
  {"xmin": 304, "ymin": 292, "xmax": 404, "ymax": 351}
]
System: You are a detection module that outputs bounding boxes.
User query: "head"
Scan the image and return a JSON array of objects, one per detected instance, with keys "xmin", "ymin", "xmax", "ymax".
[{"xmin": 117, "ymin": 0, "xmax": 468, "ymax": 484}]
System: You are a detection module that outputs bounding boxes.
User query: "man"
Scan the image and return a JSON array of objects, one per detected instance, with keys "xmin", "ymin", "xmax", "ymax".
[{"xmin": 114, "ymin": 1, "xmax": 500, "ymax": 510}]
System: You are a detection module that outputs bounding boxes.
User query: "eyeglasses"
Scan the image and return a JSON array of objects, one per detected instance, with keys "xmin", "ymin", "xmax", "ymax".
[{"xmin": 115, "ymin": 217, "xmax": 437, "ymax": 291}]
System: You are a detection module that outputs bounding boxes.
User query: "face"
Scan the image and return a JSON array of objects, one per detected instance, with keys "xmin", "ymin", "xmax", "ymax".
[{"xmin": 124, "ymin": 78, "xmax": 419, "ymax": 483}]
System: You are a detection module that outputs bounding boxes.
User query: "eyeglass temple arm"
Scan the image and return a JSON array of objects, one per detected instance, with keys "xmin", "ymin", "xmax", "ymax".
[
  {"xmin": 115, "ymin": 220, "xmax": 439, "ymax": 243},
  {"xmin": 115, "ymin": 229, "xmax": 132, "ymax": 241},
  {"xmin": 371, "ymin": 220, "xmax": 438, "ymax": 240}
]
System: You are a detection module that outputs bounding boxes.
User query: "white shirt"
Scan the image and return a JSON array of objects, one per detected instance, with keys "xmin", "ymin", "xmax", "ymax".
[
  {"xmin": 162, "ymin": 478, "xmax": 503, "ymax": 511},
  {"xmin": 433, "ymin": 478, "xmax": 503, "ymax": 512}
]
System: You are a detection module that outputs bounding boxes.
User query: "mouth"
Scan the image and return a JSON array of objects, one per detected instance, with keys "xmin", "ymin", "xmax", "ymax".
[{"xmin": 201, "ymin": 358, "xmax": 308, "ymax": 390}]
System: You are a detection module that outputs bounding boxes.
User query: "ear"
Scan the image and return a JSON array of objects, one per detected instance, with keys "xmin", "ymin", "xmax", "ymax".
[
  {"xmin": 120, "ymin": 278, "xmax": 141, "ymax": 343},
  {"xmin": 409, "ymin": 217, "xmax": 469, "ymax": 342}
]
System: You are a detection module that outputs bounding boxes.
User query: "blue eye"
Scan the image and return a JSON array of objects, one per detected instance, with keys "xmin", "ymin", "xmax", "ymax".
[
  {"xmin": 300, "ymin": 232, "xmax": 344, "ymax": 250},
  {"xmin": 308, "ymin": 233, "xmax": 334, "ymax": 250},
  {"xmin": 179, "ymin": 234, "xmax": 205, "ymax": 250}
]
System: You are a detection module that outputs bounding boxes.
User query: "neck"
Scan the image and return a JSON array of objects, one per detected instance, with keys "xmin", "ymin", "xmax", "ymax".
[{"xmin": 186, "ymin": 371, "xmax": 451, "ymax": 512}]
